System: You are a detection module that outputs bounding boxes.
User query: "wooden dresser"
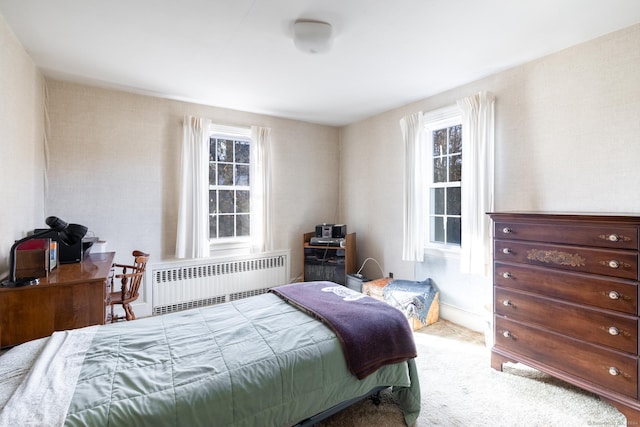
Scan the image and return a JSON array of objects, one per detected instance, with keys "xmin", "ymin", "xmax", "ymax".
[
  {"xmin": 0, "ymin": 252, "xmax": 114, "ymax": 348},
  {"xmin": 489, "ymin": 213, "xmax": 640, "ymax": 424}
]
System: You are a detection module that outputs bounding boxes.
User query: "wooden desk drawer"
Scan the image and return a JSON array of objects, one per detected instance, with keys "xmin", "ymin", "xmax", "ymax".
[
  {"xmin": 495, "ymin": 287, "xmax": 638, "ymax": 353},
  {"xmin": 494, "ymin": 317, "xmax": 638, "ymax": 398},
  {"xmin": 494, "ymin": 262, "xmax": 638, "ymax": 314},
  {"xmin": 495, "ymin": 240, "xmax": 638, "ymax": 280},
  {"xmin": 494, "ymin": 221, "xmax": 639, "ymax": 250}
]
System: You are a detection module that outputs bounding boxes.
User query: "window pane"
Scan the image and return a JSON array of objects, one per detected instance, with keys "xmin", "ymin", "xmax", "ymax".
[
  {"xmin": 431, "ymin": 216, "xmax": 444, "ymax": 243},
  {"xmin": 209, "ymin": 190, "xmax": 217, "ymax": 213},
  {"xmin": 447, "ymin": 217, "xmax": 461, "ymax": 245},
  {"xmin": 235, "ymin": 141, "xmax": 250, "ymax": 164},
  {"xmin": 447, "ymin": 187, "xmax": 461, "ymax": 215},
  {"xmin": 219, "ymin": 190, "xmax": 234, "ymax": 213},
  {"xmin": 433, "ymin": 129, "xmax": 447, "ymax": 156},
  {"xmin": 216, "ymin": 139, "xmax": 233, "ymax": 162},
  {"xmin": 431, "ymin": 188, "xmax": 444, "ymax": 215},
  {"xmin": 209, "ymin": 129, "xmax": 253, "ymax": 242},
  {"xmin": 218, "ymin": 164, "xmax": 234, "ymax": 185},
  {"xmin": 426, "ymin": 117, "xmax": 463, "ymax": 249},
  {"xmin": 449, "ymin": 125, "xmax": 462, "ymax": 153},
  {"xmin": 209, "ymin": 163, "xmax": 216, "ymax": 185},
  {"xmin": 209, "ymin": 139, "xmax": 216, "ymax": 161},
  {"xmin": 235, "ymin": 165, "xmax": 249, "ymax": 186},
  {"xmin": 236, "ymin": 190, "xmax": 250, "ymax": 213},
  {"xmin": 433, "ymin": 158, "xmax": 447, "ymax": 183},
  {"xmin": 209, "ymin": 215, "xmax": 218, "ymax": 238},
  {"xmin": 219, "ymin": 215, "xmax": 234, "ymax": 237},
  {"xmin": 449, "ymin": 154, "xmax": 462, "ymax": 182},
  {"xmin": 237, "ymin": 214, "xmax": 250, "ymax": 236}
]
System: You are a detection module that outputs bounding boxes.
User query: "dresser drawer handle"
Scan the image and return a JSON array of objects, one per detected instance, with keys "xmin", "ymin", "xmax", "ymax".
[
  {"xmin": 502, "ymin": 227, "xmax": 512, "ymax": 234},
  {"xmin": 608, "ymin": 326, "xmax": 620, "ymax": 336},
  {"xmin": 609, "ymin": 367, "xmax": 620, "ymax": 376},
  {"xmin": 502, "ymin": 331, "xmax": 511, "ymax": 338},
  {"xmin": 502, "ymin": 248, "xmax": 512, "ymax": 254},
  {"xmin": 502, "ymin": 272, "xmax": 512, "ymax": 279},
  {"xmin": 608, "ymin": 291, "xmax": 621, "ymax": 300},
  {"xmin": 600, "ymin": 233, "xmax": 632, "ymax": 243},
  {"xmin": 502, "ymin": 299, "xmax": 512, "ymax": 307},
  {"xmin": 608, "ymin": 260, "xmax": 621, "ymax": 269}
]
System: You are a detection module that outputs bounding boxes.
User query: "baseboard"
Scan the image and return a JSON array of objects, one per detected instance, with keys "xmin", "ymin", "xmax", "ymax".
[
  {"xmin": 438, "ymin": 302, "xmax": 487, "ymax": 333},
  {"xmin": 131, "ymin": 300, "xmax": 152, "ymax": 318}
]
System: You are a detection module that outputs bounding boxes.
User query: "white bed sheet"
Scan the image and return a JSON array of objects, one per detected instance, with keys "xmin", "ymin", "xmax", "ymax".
[
  {"xmin": 0, "ymin": 327, "xmax": 98, "ymax": 426},
  {"xmin": 0, "ymin": 337, "xmax": 47, "ymax": 409}
]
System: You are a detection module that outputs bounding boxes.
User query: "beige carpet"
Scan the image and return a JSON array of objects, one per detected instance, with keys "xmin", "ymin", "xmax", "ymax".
[{"xmin": 320, "ymin": 320, "xmax": 627, "ymax": 427}]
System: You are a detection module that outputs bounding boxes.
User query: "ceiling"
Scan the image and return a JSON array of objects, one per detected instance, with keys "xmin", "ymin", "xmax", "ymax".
[{"xmin": 1, "ymin": 1, "xmax": 639, "ymax": 126}]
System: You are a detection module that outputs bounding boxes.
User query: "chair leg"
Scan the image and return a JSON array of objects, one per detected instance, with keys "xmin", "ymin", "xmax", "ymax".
[
  {"xmin": 124, "ymin": 303, "xmax": 136, "ymax": 321},
  {"xmin": 110, "ymin": 303, "xmax": 116, "ymax": 323}
]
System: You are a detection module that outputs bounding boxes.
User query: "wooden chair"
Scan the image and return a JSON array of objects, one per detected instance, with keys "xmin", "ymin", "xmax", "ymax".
[{"xmin": 106, "ymin": 250, "xmax": 150, "ymax": 322}]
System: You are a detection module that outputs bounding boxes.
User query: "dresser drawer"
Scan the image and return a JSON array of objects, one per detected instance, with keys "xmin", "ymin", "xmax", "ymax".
[
  {"xmin": 494, "ymin": 221, "xmax": 639, "ymax": 250},
  {"xmin": 494, "ymin": 317, "xmax": 638, "ymax": 398},
  {"xmin": 495, "ymin": 287, "xmax": 638, "ymax": 353},
  {"xmin": 495, "ymin": 240, "xmax": 638, "ymax": 280},
  {"xmin": 494, "ymin": 262, "xmax": 638, "ymax": 315}
]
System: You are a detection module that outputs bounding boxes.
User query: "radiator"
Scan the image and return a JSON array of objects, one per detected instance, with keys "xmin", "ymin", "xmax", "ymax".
[{"xmin": 151, "ymin": 250, "xmax": 290, "ymax": 315}]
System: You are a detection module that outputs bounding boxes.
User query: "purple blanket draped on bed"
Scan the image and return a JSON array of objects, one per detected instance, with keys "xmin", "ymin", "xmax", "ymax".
[{"xmin": 270, "ymin": 281, "xmax": 417, "ymax": 379}]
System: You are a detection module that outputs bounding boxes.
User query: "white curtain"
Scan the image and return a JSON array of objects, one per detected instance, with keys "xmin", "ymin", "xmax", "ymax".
[
  {"xmin": 400, "ymin": 112, "xmax": 426, "ymax": 262},
  {"xmin": 458, "ymin": 91, "xmax": 495, "ymax": 276},
  {"xmin": 175, "ymin": 115, "xmax": 211, "ymax": 259},
  {"xmin": 250, "ymin": 126, "xmax": 273, "ymax": 253}
]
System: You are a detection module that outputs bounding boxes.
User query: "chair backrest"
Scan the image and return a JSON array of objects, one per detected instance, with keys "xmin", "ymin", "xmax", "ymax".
[{"xmin": 119, "ymin": 250, "xmax": 150, "ymax": 302}]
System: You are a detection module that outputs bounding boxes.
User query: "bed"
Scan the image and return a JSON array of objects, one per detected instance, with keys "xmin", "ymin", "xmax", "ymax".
[{"xmin": 0, "ymin": 281, "xmax": 421, "ymax": 426}]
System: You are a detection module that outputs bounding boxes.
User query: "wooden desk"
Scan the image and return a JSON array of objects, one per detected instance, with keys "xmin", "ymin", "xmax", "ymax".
[{"xmin": 0, "ymin": 251, "xmax": 114, "ymax": 348}]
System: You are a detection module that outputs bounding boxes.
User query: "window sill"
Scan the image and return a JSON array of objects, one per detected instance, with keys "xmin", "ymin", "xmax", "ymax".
[
  {"xmin": 423, "ymin": 245, "xmax": 461, "ymax": 259},
  {"xmin": 209, "ymin": 240, "xmax": 251, "ymax": 256}
]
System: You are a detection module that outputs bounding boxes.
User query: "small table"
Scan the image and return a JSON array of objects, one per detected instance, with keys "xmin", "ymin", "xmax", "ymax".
[{"xmin": 0, "ymin": 252, "xmax": 114, "ymax": 348}]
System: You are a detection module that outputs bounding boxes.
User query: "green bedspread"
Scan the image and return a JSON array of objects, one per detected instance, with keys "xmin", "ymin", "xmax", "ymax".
[{"xmin": 64, "ymin": 293, "xmax": 421, "ymax": 426}]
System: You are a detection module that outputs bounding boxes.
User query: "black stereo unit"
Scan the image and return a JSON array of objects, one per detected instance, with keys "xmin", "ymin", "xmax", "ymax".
[{"xmin": 315, "ymin": 224, "xmax": 346, "ymax": 239}]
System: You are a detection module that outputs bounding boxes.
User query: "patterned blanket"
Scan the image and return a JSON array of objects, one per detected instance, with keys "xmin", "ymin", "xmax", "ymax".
[{"xmin": 383, "ymin": 278, "xmax": 437, "ymax": 325}]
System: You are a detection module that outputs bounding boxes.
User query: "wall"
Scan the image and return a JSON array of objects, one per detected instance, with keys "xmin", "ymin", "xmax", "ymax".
[
  {"xmin": 44, "ymin": 81, "xmax": 340, "ymax": 280},
  {"xmin": 340, "ymin": 24, "xmax": 640, "ymax": 331},
  {"xmin": 0, "ymin": 15, "xmax": 45, "ymax": 278},
  {"xmin": 4, "ymin": 12, "xmax": 640, "ymax": 331}
]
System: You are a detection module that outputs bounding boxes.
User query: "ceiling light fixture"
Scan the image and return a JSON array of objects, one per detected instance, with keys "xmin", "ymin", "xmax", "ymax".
[{"xmin": 293, "ymin": 19, "xmax": 333, "ymax": 54}]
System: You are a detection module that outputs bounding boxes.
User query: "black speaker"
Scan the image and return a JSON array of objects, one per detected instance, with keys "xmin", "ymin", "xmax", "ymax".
[{"xmin": 332, "ymin": 224, "xmax": 346, "ymax": 238}]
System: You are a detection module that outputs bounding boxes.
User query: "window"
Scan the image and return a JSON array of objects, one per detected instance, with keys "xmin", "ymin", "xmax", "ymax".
[
  {"xmin": 208, "ymin": 125, "xmax": 252, "ymax": 245},
  {"xmin": 425, "ymin": 109, "xmax": 462, "ymax": 248},
  {"xmin": 177, "ymin": 117, "xmax": 270, "ymax": 259},
  {"xmin": 401, "ymin": 92, "xmax": 493, "ymax": 269}
]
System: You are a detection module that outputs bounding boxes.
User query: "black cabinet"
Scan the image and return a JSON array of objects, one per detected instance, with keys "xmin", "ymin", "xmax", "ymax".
[{"xmin": 302, "ymin": 232, "xmax": 356, "ymax": 286}]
